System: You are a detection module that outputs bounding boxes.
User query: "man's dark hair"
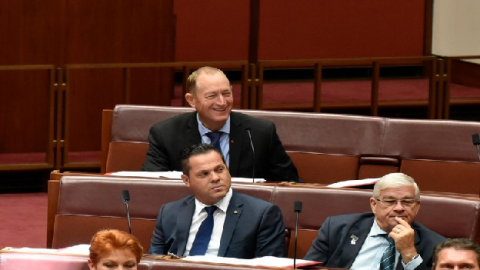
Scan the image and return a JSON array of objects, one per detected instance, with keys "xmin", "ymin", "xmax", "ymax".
[
  {"xmin": 180, "ymin": 143, "xmax": 226, "ymax": 176},
  {"xmin": 432, "ymin": 238, "xmax": 480, "ymax": 268}
]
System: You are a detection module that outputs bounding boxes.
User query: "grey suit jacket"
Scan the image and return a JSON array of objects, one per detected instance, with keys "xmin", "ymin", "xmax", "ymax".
[
  {"xmin": 148, "ymin": 190, "xmax": 286, "ymax": 258},
  {"xmin": 142, "ymin": 111, "xmax": 299, "ymax": 182},
  {"xmin": 304, "ymin": 213, "xmax": 446, "ymax": 269}
]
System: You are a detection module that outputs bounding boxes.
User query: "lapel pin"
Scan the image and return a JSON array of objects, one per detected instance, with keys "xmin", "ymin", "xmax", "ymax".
[
  {"xmin": 231, "ymin": 140, "xmax": 234, "ymax": 144},
  {"xmin": 350, "ymin": 235, "xmax": 358, "ymax": 245},
  {"xmin": 233, "ymin": 210, "xmax": 238, "ymax": 214}
]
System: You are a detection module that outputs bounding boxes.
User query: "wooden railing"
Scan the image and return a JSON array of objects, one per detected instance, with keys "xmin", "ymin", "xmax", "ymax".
[
  {"xmin": 435, "ymin": 55, "xmax": 480, "ymax": 119},
  {"xmin": 256, "ymin": 56, "xmax": 438, "ymax": 117}
]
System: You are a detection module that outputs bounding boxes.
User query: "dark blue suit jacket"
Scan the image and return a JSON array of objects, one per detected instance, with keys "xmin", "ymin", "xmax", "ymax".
[
  {"xmin": 141, "ymin": 111, "xmax": 299, "ymax": 182},
  {"xmin": 148, "ymin": 190, "xmax": 286, "ymax": 258},
  {"xmin": 304, "ymin": 213, "xmax": 446, "ymax": 270}
]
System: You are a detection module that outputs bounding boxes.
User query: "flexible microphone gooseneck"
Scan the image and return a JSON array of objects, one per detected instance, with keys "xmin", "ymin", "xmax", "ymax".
[
  {"xmin": 121, "ymin": 190, "xmax": 132, "ymax": 234},
  {"xmin": 246, "ymin": 128, "xmax": 255, "ymax": 183},
  {"xmin": 293, "ymin": 201, "xmax": 303, "ymax": 269},
  {"xmin": 473, "ymin": 134, "xmax": 480, "ymax": 162}
]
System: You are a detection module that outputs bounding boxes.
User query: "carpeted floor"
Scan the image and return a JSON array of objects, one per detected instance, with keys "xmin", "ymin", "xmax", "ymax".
[{"xmin": 0, "ymin": 193, "xmax": 47, "ymax": 249}]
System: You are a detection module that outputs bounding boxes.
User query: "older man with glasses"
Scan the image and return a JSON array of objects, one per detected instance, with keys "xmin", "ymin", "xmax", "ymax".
[{"xmin": 304, "ymin": 172, "xmax": 445, "ymax": 270}]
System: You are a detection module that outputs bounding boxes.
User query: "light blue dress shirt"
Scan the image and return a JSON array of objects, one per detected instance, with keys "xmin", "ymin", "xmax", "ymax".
[
  {"xmin": 350, "ymin": 220, "xmax": 422, "ymax": 270},
  {"xmin": 197, "ymin": 114, "xmax": 230, "ymax": 166}
]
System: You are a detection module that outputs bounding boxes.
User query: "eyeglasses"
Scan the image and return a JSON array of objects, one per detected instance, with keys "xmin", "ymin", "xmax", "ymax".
[{"xmin": 375, "ymin": 198, "xmax": 418, "ymax": 207}]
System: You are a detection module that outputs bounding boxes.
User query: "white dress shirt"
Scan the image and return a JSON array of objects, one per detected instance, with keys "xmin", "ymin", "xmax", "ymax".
[{"xmin": 184, "ymin": 188, "xmax": 233, "ymax": 256}]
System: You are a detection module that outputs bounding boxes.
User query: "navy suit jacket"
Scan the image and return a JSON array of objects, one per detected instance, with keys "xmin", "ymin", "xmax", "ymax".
[
  {"xmin": 141, "ymin": 111, "xmax": 299, "ymax": 182},
  {"xmin": 304, "ymin": 213, "xmax": 446, "ymax": 269},
  {"xmin": 148, "ymin": 190, "xmax": 286, "ymax": 258}
]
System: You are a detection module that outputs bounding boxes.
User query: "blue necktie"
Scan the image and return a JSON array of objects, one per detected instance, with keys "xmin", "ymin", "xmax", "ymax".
[
  {"xmin": 206, "ymin": 132, "xmax": 222, "ymax": 151},
  {"xmin": 189, "ymin": 206, "xmax": 217, "ymax": 256},
  {"xmin": 380, "ymin": 236, "xmax": 396, "ymax": 270}
]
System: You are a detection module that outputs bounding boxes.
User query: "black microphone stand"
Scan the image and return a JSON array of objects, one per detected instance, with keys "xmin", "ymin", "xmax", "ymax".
[
  {"xmin": 473, "ymin": 134, "xmax": 480, "ymax": 162},
  {"xmin": 122, "ymin": 190, "xmax": 132, "ymax": 234},
  {"xmin": 124, "ymin": 201, "xmax": 131, "ymax": 234},
  {"xmin": 293, "ymin": 201, "xmax": 303, "ymax": 269}
]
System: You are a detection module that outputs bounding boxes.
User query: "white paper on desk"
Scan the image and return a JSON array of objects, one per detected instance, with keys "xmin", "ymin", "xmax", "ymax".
[
  {"xmin": 109, "ymin": 171, "xmax": 183, "ymax": 179},
  {"xmin": 4, "ymin": 244, "xmax": 90, "ymax": 256},
  {"xmin": 231, "ymin": 177, "xmax": 266, "ymax": 183},
  {"xmin": 108, "ymin": 171, "xmax": 266, "ymax": 183},
  {"xmin": 57, "ymin": 244, "xmax": 90, "ymax": 255},
  {"xmin": 182, "ymin": 255, "xmax": 320, "ymax": 268},
  {"xmin": 327, "ymin": 177, "xmax": 380, "ymax": 188}
]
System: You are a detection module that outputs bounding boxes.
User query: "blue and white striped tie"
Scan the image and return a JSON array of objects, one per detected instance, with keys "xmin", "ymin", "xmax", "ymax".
[{"xmin": 380, "ymin": 236, "xmax": 396, "ymax": 270}]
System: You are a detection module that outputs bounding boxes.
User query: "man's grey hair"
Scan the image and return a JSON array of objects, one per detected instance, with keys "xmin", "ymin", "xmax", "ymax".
[{"xmin": 373, "ymin": 173, "xmax": 420, "ymax": 199}]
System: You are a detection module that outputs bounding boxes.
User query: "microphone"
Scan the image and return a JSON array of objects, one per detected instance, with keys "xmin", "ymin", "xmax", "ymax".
[
  {"xmin": 293, "ymin": 201, "xmax": 303, "ymax": 269},
  {"xmin": 121, "ymin": 190, "xmax": 132, "ymax": 234},
  {"xmin": 473, "ymin": 134, "xmax": 480, "ymax": 162},
  {"xmin": 246, "ymin": 128, "xmax": 255, "ymax": 183}
]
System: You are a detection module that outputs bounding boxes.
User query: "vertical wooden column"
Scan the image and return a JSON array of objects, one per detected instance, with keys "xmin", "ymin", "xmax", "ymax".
[
  {"xmin": 371, "ymin": 62, "xmax": 380, "ymax": 116},
  {"xmin": 313, "ymin": 63, "xmax": 323, "ymax": 113}
]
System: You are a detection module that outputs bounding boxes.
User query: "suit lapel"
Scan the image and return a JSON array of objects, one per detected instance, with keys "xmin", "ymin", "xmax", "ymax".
[
  {"xmin": 218, "ymin": 191, "xmax": 243, "ymax": 256},
  {"xmin": 184, "ymin": 112, "xmax": 201, "ymax": 146},
  {"xmin": 339, "ymin": 217, "xmax": 374, "ymax": 268},
  {"xmin": 228, "ymin": 112, "xmax": 247, "ymax": 176},
  {"xmin": 173, "ymin": 196, "xmax": 195, "ymax": 256}
]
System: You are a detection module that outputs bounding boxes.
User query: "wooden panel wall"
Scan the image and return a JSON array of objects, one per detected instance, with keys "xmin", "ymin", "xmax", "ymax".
[
  {"xmin": 258, "ymin": 0, "xmax": 426, "ymax": 60},
  {"xmin": 174, "ymin": 0, "xmax": 250, "ymax": 61},
  {"xmin": 61, "ymin": 1, "xmax": 175, "ymax": 167},
  {"xmin": 174, "ymin": 0, "xmax": 429, "ymax": 61},
  {"xmin": 0, "ymin": 0, "xmax": 175, "ymax": 169},
  {"xmin": 0, "ymin": 70, "xmax": 51, "ymax": 153},
  {"xmin": 0, "ymin": 0, "xmax": 60, "ymax": 166},
  {"xmin": 0, "ymin": 0, "xmax": 61, "ymax": 65}
]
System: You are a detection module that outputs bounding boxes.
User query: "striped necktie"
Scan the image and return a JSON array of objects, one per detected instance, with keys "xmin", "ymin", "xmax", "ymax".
[
  {"xmin": 206, "ymin": 132, "xmax": 222, "ymax": 151},
  {"xmin": 380, "ymin": 236, "xmax": 396, "ymax": 270}
]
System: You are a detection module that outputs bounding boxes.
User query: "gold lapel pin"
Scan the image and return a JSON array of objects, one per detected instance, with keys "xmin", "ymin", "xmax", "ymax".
[{"xmin": 233, "ymin": 210, "xmax": 238, "ymax": 214}]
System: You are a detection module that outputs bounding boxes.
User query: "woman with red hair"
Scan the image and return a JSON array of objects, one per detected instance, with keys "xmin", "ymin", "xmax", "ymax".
[{"xmin": 88, "ymin": 229, "xmax": 144, "ymax": 270}]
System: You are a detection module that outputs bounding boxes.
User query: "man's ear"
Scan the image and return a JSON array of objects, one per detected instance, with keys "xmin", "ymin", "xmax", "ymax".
[
  {"xmin": 369, "ymin": 197, "xmax": 377, "ymax": 214},
  {"xmin": 182, "ymin": 174, "xmax": 190, "ymax": 187},
  {"xmin": 185, "ymin": 93, "xmax": 195, "ymax": 108}
]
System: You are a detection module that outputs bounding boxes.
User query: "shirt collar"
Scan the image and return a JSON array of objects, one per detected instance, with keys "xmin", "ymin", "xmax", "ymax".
[
  {"xmin": 369, "ymin": 219, "xmax": 389, "ymax": 237},
  {"xmin": 194, "ymin": 187, "xmax": 233, "ymax": 215},
  {"xmin": 197, "ymin": 113, "xmax": 231, "ymax": 136}
]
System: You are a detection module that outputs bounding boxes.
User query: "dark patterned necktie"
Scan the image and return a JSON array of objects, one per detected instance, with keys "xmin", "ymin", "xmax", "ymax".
[
  {"xmin": 206, "ymin": 132, "xmax": 222, "ymax": 151},
  {"xmin": 380, "ymin": 236, "xmax": 396, "ymax": 270},
  {"xmin": 189, "ymin": 206, "xmax": 218, "ymax": 256}
]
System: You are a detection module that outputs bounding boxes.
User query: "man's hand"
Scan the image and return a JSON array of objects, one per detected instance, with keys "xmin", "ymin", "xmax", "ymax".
[{"xmin": 388, "ymin": 216, "xmax": 418, "ymax": 263}]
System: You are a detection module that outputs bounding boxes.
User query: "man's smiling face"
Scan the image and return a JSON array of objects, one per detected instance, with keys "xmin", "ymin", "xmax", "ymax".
[{"xmin": 186, "ymin": 71, "xmax": 233, "ymax": 131}]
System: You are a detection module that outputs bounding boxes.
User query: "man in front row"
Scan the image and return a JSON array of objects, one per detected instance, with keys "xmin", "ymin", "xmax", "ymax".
[
  {"xmin": 432, "ymin": 238, "xmax": 480, "ymax": 270},
  {"xmin": 304, "ymin": 173, "xmax": 445, "ymax": 269},
  {"xmin": 142, "ymin": 66, "xmax": 299, "ymax": 182},
  {"xmin": 149, "ymin": 143, "xmax": 286, "ymax": 258}
]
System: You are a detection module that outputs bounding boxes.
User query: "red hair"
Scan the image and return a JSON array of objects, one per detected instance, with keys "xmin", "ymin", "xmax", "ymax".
[{"xmin": 89, "ymin": 229, "xmax": 143, "ymax": 264}]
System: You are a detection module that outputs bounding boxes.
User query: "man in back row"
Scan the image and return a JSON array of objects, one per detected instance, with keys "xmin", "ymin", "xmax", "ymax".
[
  {"xmin": 142, "ymin": 66, "xmax": 300, "ymax": 182},
  {"xmin": 149, "ymin": 143, "xmax": 286, "ymax": 258},
  {"xmin": 305, "ymin": 172, "xmax": 446, "ymax": 269}
]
